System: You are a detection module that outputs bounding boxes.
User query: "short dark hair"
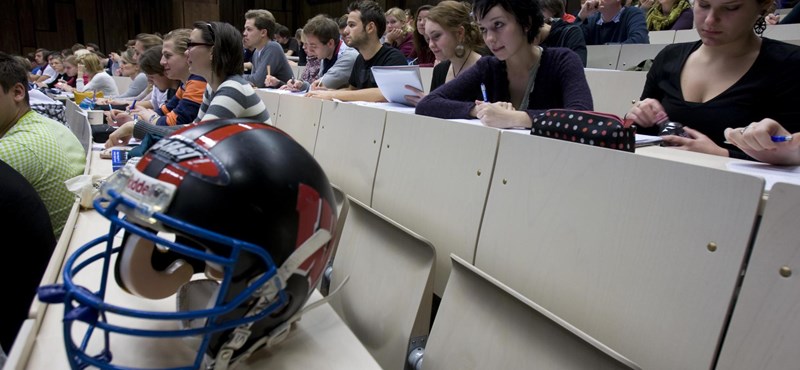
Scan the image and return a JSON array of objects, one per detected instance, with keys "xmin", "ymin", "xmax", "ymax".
[
  {"xmin": 0, "ymin": 52, "xmax": 30, "ymax": 105},
  {"xmin": 194, "ymin": 21, "xmax": 244, "ymax": 78},
  {"xmin": 473, "ymin": 0, "xmax": 544, "ymax": 43},
  {"xmin": 303, "ymin": 15, "xmax": 340, "ymax": 45},
  {"xmin": 245, "ymin": 9, "xmax": 277, "ymax": 39},
  {"xmin": 138, "ymin": 46, "xmax": 164, "ymax": 75},
  {"xmin": 347, "ymin": 0, "xmax": 387, "ymax": 38},
  {"xmin": 539, "ymin": 0, "xmax": 566, "ymax": 18},
  {"xmin": 275, "ymin": 24, "xmax": 291, "ymax": 38}
]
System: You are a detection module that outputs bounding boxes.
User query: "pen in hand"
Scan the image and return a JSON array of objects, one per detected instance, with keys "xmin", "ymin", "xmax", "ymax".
[
  {"xmin": 772, "ymin": 135, "xmax": 793, "ymax": 142},
  {"xmin": 480, "ymin": 83, "xmax": 488, "ymax": 102}
]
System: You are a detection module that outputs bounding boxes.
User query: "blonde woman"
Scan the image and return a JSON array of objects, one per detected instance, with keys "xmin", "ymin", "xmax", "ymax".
[
  {"xmin": 384, "ymin": 7, "xmax": 416, "ymax": 58},
  {"xmin": 645, "ymin": 0, "xmax": 693, "ymax": 30},
  {"xmin": 62, "ymin": 53, "xmax": 118, "ymax": 97},
  {"xmin": 114, "ymin": 49, "xmax": 149, "ymax": 98}
]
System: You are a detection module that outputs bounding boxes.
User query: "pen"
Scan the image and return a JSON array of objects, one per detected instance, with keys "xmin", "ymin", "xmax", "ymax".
[
  {"xmin": 772, "ymin": 135, "xmax": 793, "ymax": 142},
  {"xmin": 130, "ymin": 99, "xmax": 137, "ymax": 110},
  {"xmin": 480, "ymin": 83, "xmax": 488, "ymax": 102}
]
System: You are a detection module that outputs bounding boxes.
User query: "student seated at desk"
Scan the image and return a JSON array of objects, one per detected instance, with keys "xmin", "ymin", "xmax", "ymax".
[
  {"xmin": 644, "ymin": 0, "xmax": 693, "ymax": 31},
  {"xmin": 404, "ymin": 0, "xmax": 485, "ymax": 106},
  {"xmin": 305, "ymin": 0, "xmax": 408, "ymax": 102},
  {"xmin": 106, "ymin": 23, "xmax": 268, "ymax": 145},
  {"xmin": 0, "ymin": 159, "xmax": 55, "ymax": 360},
  {"xmin": 244, "ymin": 10, "xmax": 293, "ymax": 89},
  {"xmin": 0, "ymin": 52, "xmax": 85, "ymax": 237},
  {"xmin": 576, "ymin": 0, "xmax": 650, "ymax": 44},
  {"xmin": 65, "ymin": 53, "xmax": 119, "ymax": 97},
  {"xmin": 416, "ymin": 0, "xmax": 593, "ymax": 129},
  {"xmin": 384, "ymin": 7, "xmax": 416, "ymax": 59},
  {"xmin": 412, "ymin": 5, "xmax": 437, "ymax": 67},
  {"xmin": 281, "ymin": 15, "xmax": 358, "ymax": 92},
  {"xmin": 725, "ymin": 119, "xmax": 800, "ymax": 165},
  {"xmin": 624, "ymin": 0, "xmax": 800, "ymax": 159},
  {"xmin": 105, "ymin": 29, "xmax": 206, "ymax": 147}
]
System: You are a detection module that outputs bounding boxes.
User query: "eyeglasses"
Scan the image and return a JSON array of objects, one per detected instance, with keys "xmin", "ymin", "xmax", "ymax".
[
  {"xmin": 187, "ymin": 41, "xmax": 214, "ymax": 48},
  {"xmin": 205, "ymin": 22, "xmax": 216, "ymax": 43}
]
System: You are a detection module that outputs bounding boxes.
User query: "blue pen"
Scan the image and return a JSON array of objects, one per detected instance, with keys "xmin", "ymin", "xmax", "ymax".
[
  {"xmin": 772, "ymin": 135, "xmax": 793, "ymax": 142},
  {"xmin": 480, "ymin": 83, "xmax": 488, "ymax": 102},
  {"xmin": 130, "ymin": 99, "xmax": 138, "ymax": 122}
]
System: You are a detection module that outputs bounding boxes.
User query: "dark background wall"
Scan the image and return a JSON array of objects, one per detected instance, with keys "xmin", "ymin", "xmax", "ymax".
[{"xmin": 3, "ymin": 0, "xmax": 580, "ymax": 58}]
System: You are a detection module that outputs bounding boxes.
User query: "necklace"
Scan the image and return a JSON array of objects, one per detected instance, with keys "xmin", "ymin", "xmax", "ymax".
[{"xmin": 451, "ymin": 52, "xmax": 475, "ymax": 78}]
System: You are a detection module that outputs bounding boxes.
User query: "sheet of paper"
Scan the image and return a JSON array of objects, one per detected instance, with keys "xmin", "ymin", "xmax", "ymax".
[
  {"xmin": 726, "ymin": 162, "xmax": 800, "ymax": 190},
  {"xmin": 635, "ymin": 134, "xmax": 663, "ymax": 147},
  {"xmin": 371, "ymin": 65, "xmax": 423, "ymax": 105}
]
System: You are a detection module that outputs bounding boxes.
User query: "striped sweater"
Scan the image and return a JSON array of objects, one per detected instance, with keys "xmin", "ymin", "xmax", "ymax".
[
  {"xmin": 156, "ymin": 74, "xmax": 207, "ymax": 126},
  {"xmin": 196, "ymin": 75, "xmax": 269, "ymax": 123}
]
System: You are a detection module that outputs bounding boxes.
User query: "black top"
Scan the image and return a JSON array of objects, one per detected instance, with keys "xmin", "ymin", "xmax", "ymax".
[
  {"xmin": 430, "ymin": 60, "xmax": 450, "ymax": 92},
  {"xmin": 281, "ymin": 38, "xmax": 301, "ymax": 56},
  {"xmin": 639, "ymin": 38, "xmax": 800, "ymax": 158},
  {"xmin": 348, "ymin": 45, "xmax": 408, "ymax": 89},
  {"xmin": 541, "ymin": 19, "xmax": 588, "ymax": 67},
  {"xmin": 0, "ymin": 159, "xmax": 56, "ymax": 351}
]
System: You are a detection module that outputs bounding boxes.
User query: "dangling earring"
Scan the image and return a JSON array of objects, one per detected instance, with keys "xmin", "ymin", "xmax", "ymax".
[
  {"xmin": 454, "ymin": 43, "xmax": 466, "ymax": 58},
  {"xmin": 754, "ymin": 15, "xmax": 767, "ymax": 36}
]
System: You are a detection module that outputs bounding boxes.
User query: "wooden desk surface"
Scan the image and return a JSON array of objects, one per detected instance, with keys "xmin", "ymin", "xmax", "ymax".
[{"xmin": 14, "ymin": 152, "xmax": 381, "ymax": 370}]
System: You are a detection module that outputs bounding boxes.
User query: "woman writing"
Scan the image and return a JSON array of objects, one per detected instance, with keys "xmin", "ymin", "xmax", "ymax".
[
  {"xmin": 415, "ymin": 0, "xmax": 592, "ymax": 129},
  {"xmin": 106, "ymin": 22, "xmax": 267, "ymax": 147},
  {"xmin": 105, "ymin": 29, "xmax": 207, "ymax": 147},
  {"xmin": 405, "ymin": 1, "xmax": 485, "ymax": 105},
  {"xmin": 626, "ymin": 0, "xmax": 800, "ymax": 158}
]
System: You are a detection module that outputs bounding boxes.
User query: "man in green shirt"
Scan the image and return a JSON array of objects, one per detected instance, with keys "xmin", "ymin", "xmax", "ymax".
[{"xmin": 0, "ymin": 52, "xmax": 85, "ymax": 237}]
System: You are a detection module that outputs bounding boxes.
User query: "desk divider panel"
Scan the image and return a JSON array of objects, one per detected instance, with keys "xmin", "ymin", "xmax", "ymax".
[
  {"xmin": 422, "ymin": 255, "xmax": 640, "ymax": 370},
  {"xmin": 274, "ymin": 93, "xmax": 324, "ymax": 155},
  {"xmin": 475, "ymin": 132, "xmax": 764, "ymax": 369},
  {"xmin": 763, "ymin": 23, "xmax": 800, "ymax": 41},
  {"xmin": 313, "ymin": 101, "xmax": 387, "ymax": 206},
  {"xmin": 587, "ymin": 44, "xmax": 622, "ymax": 70},
  {"xmin": 111, "ymin": 76, "xmax": 132, "ymax": 95},
  {"xmin": 647, "ymin": 30, "xmax": 676, "ymax": 44},
  {"xmin": 615, "ymin": 43, "xmax": 668, "ymax": 70},
  {"xmin": 674, "ymin": 29, "xmax": 702, "ymax": 43},
  {"xmin": 716, "ymin": 182, "xmax": 800, "ymax": 370},
  {"xmin": 328, "ymin": 196, "xmax": 435, "ymax": 370},
  {"xmin": 255, "ymin": 89, "xmax": 282, "ymax": 125},
  {"xmin": 584, "ymin": 69, "xmax": 647, "ymax": 117},
  {"xmin": 420, "ymin": 67, "xmax": 434, "ymax": 94},
  {"xmin": 372, "ymin": 113, "xmax": 499, "ymax": 295}
]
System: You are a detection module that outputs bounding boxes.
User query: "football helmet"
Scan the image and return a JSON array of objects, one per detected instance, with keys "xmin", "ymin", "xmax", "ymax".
[{"xmin": 39, "ymin": 119, "xmax": 337, "ymax": 369}]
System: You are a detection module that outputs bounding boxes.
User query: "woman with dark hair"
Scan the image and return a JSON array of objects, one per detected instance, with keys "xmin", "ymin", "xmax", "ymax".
[
  {"xmin": 186, "ymin": 21, "xmax": 269, "ymax": 122},
  {"xmin": 411, "ymin": 5, "xmax": 437, "ymax": 66},
  {"xmin": 416, "ymin": 0, "xmax": 592, "ymax": 129},
  {"xmin": 626, "ymin": 0, "xmax": 800, "ymax": 158}
]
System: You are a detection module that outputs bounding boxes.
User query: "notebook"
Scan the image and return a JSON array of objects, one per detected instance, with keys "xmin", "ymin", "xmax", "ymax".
[{"xmin": 371, "ymin": 65, "xmax": 423, "ymax": 106}]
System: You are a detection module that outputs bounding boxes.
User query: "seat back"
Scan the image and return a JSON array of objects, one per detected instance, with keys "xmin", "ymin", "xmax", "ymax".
[
  {"xmin": 422, "ymin": 255, "xmax": 640, "ymax": 370},
  {"xmin": 329, "ymin": 196, "xmax": 435, "ymax": 370}
]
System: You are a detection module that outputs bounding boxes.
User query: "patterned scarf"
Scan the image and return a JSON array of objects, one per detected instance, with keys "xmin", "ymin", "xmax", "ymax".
[{"xmin": 646, "ymin": 0, "xmax": 692, "ymax": 31}]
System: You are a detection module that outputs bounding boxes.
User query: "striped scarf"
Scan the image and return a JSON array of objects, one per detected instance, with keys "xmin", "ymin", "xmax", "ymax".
[{"xmin": 646, "ymin": 0, "xmax": 692, "ymax": 31}]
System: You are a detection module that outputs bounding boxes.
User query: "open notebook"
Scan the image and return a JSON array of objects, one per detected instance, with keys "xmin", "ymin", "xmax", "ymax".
[{"xmin": 372, "ymin": 65, "xmax": 423, "ymax": 106}]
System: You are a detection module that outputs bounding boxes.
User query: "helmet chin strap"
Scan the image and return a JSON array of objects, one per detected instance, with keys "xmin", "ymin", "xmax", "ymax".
[
  {"xmin": 205, "ymin": 229, "xmax": 345, "ymax": 370},
  {"xmin": 118, "ymin": 234, "xmax": 195, "ymax": 299}
]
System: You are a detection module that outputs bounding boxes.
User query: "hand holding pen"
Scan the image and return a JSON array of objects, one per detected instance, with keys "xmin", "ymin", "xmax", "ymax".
[{"xmin": 724, "ymin": 118, "xmax": 800, "ymax": 165}]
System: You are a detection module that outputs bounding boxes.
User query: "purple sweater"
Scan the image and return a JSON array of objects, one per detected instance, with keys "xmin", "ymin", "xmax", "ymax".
[{"xmin": 416, "ymin": 47, "xmax": 593, "ymax": 121}]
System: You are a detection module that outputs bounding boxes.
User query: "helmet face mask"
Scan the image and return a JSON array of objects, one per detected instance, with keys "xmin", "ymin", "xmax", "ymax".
[{"xmin": 40, "ymin": 120, "xmax": 337, "ymax": 369}]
